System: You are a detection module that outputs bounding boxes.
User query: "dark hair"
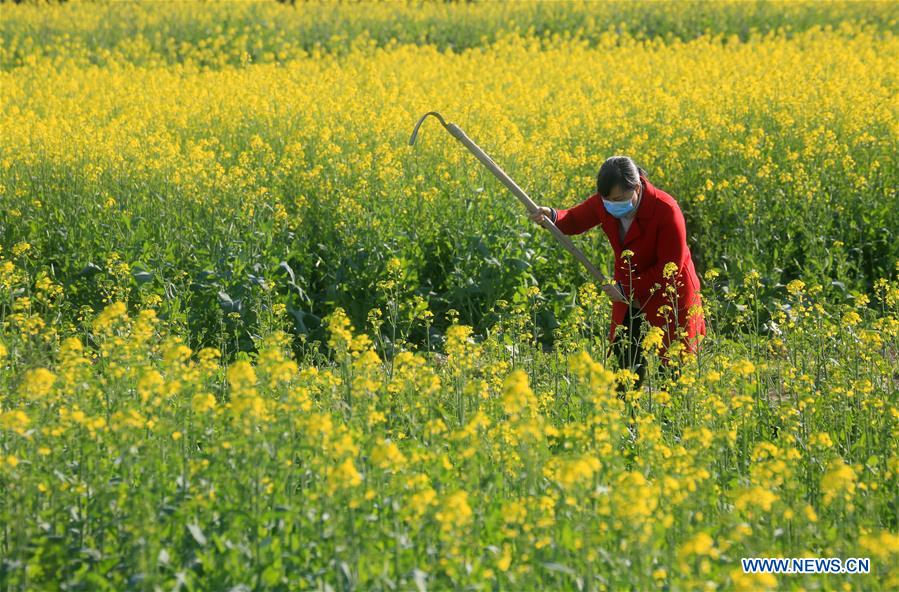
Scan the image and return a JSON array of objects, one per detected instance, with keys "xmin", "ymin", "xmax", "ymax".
[{"xmin": 596, "ymin": 156, "xmax": 647, "ymax": 198}]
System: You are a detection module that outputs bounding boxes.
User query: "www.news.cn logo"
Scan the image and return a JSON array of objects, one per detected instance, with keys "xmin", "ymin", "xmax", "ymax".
[{"xmin": 741, "ymin": 557, "xmax": 870, "ymax": 574}]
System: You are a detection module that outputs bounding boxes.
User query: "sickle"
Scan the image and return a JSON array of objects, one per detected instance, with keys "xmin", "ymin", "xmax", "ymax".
[{"xmin": 409, "ymin": 111, "xmax": 610, "ymax": 284}]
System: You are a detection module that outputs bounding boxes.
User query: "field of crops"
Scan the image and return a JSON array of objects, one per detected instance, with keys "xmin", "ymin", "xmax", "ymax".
[{"xmin": 1, "ymin": 1, "xmax": 898, "ymax": 590}]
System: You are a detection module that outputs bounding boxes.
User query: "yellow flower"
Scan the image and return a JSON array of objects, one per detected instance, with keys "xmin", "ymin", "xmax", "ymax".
[
  {"xmin": 324, "ymin": 307, "xmax": 354, "ymax": 355},
  {"xmin": 137, "ymin": 369, "xmax": 165, "ymax": 404},
  {"xmin": 821, "ymin": 458, "xmax": 856, "ymax": 505},
  {"xmin": 20, "ymin": 368, "xmax": 56, "ymax": 399},
  {"xmin": 501, "ymin": 369, "xmax": 536, "ymax": 416},
  {"xmin": 732, "ymin": 359, "xmax": 755, "ymax": 377},
  {"xmin": 545, "ymin": 455, "xmax": 601, "ymax": 490},
  {"xmin": 227, "ymin": 360, "xmax": 257, "ymax": 391},
  {"xmin": 12, "ymin": 241, "xmax": 31, "ymax": 257},
  {"xmin": 0, "ymin": 410, "xmax": 30, "ymax": 436},
  {"xmin": 804, "ymin": 504, "xmax": 818, "ymax": 523},
  {"xmin": 641, "ymin": 326, "xmax": 665, "ymax": 354},
  {"xmin": 435, "ymin": 490, "xmax": 473, "ymax": 533},
  {"xmin": 60, "ymin": 337, "xmax": 83, "ymax": 356},
  {"xmin": 327, "ymin": 457, "xmax": 362, "ymax": 493},
  {"xmin": 94, "ymin": 301, "xmax": 128, "ymax": 330},
  {"xmin": 191, "ymin": 392, "xmax": 217, "ymax": 414},
  {"xmin": 406, "ymin": 486, "xmax": 436, "ymax": 519},
  {"xmin": 859, "ymin": 530, "xmax": 899, "ymax": 562},
  {"xmin": 809, "ymin": 432, "xmax": 833, "ymax": 449},
  {"xmin": 501, "ymin": 500, "xmax": 527, "ymax": 524},
  {"xmin": 743, "ymin": 269, "xmax": 762, "ymax": 288},
  {"xmin": 425, "ymin": 418, "xmax": 448, "ymax": 438},
  {"xmin": 163, "ymin": 343, "xmax": 193, "ymax": 365},
  {"xmin": 663, "ymin": 261, "xmax": 678, "ymax": 279},
  {"xmin": 731, "ymin": 569, "xmax": 777, "ymax": 591},
  {"xmin": 786, "ymin": 279, "xmax": 805, "ymax": 295},
  {"xmin": 197, "ymin": 347, "xmax": 221, "ymax": 373},
  {"xmin": 735, "ymin": 486, "xmax": 778, "ymax": 513},
  {"xmin": 370, "ymin": 439, "xmax": 407, "ymax": 471},
  {"xmin": 445, "ymin": 324, "xmax": 481, "ymax": 372},
  {"xmin": 841, "ymin": 310, "xmax": 861, "ymax": 327},
  {"xmin": 613, "ymin": 471, "xmax": 657, "ymax": 524},
  {"xmin": 678, "ymin": 532, "xmax": 717, "ymax": 560},
  {"xmin": 496, "ymin": 544, "xmax": 512, "ymax": 571}
]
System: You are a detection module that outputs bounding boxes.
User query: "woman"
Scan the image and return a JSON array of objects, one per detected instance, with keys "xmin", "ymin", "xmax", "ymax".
[{"xmin": 530, "ymin": 156, "xmax": 706, "ymax": 386}]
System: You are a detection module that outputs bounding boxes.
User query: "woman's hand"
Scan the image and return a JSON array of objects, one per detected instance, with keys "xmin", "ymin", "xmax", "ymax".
[
  {"xmin": 528, "ymin": 208, "xmax": 638, "ymax": 307},
  {"xmin": 528, "ymin": 206, "xmax": 554, "ymax": 227}
]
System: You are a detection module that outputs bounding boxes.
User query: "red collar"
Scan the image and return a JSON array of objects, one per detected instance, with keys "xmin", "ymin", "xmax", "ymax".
[{"xmin": 634, "ymin": 174, "xmax": 657, "ymax": 220}]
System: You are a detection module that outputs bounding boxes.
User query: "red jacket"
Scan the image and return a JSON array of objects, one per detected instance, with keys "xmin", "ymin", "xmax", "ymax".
[{"xmin": 554, "ymin": 174, "xmax": 706, "ymax": 357}]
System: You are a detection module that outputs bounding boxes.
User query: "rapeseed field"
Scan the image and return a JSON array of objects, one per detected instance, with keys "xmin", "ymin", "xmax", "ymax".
[{"xmin": 1, "ymin": 1, "xmax": 897, "ymax": 589}]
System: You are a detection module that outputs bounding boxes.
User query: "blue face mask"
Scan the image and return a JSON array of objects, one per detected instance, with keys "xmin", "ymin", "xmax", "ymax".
[{"xmin": 602, "ymin": 193, "xmax": 638, "ymax": 219}]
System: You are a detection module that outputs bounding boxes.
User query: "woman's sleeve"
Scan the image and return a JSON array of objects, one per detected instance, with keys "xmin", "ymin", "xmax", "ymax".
[
  {"xmin": 554, "ymin": 194, "xmax": 603, "ymax": 235},
  {"xmin": 626, "ymin": 202, "xmax": 689, "ymax": 306}
]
